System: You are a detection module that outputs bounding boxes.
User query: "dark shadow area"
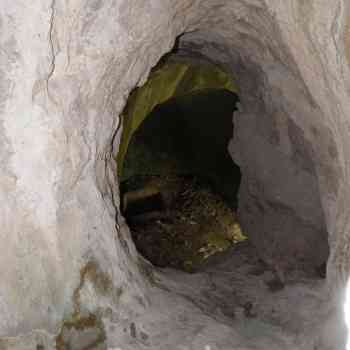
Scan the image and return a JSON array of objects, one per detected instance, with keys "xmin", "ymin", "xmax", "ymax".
[
  {"xmin": 122, "ymin": 88, "xmax": 241, "ymax": 208},
  {"xmin": 120, "ymin": 88, "xmax": 245, "ymax": 271}
]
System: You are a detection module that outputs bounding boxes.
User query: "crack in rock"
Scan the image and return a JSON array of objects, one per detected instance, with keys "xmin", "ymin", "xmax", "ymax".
[{"xmin": 46, "ymin": 0, "xmax": 56, "ymax": 98}]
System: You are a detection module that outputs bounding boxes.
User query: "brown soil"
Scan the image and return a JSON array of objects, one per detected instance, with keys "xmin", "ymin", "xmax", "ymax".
[{"xmin": 121, "ymin": 175, "xmax": 246, "ymax": 272}]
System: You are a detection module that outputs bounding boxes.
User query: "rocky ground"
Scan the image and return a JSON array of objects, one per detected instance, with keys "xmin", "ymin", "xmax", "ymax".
[
  {"xmin": 114, "ymin": 174, "xmax": 329, "ymax": 350},
  {"xmin": 121, "ymin": 174, "xmax": 246, "ymax": 272},
  {"xmin": 107, "ymin": 239, "xmax": 329, "ymax": 350}
]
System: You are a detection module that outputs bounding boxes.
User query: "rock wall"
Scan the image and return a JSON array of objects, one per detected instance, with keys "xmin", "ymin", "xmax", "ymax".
[
  {"xmin": 178, "ymin": 0, "xmax": 346, "ymax": 277},
  {"xmin": 1, "ymin": 0, "xmax": 350, "ymax": 348},
  {"xmin": 0, "ymin": 0, "xmax": 194, "ymax": 341},
  {"xmin": 231, "ymin": 86, "xmax": 330, "ymax": 274}
]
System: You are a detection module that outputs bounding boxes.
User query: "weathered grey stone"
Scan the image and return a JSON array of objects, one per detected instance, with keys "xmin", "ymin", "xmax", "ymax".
[{"xmin": 1, "ymin": 0, "xmax": 350, "ymax": 349}]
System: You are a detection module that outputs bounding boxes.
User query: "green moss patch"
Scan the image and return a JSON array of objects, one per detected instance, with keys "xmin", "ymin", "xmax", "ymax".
[{"xmin": 117, "ymin": 61, "xmax": 237, "ymax": 177}]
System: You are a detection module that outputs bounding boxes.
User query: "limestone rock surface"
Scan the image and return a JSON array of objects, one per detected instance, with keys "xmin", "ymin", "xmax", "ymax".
[{"xmin": 1, "ymin": 0, "xmax": 350, "ymax": 349}]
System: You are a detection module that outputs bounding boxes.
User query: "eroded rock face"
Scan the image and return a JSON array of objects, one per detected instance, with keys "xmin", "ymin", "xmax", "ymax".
[
  {"xmin": 178, "ymin": 1, "xmax": 344, "ymax": 277},
  {"xmin": 1, "ymin": 0, "xmax": 350, "ymax": 349},
  {"xmin": 230, "ymin": 73, "xmax": 330, "ymax": 274},
  {"xmin": 0, "ymin": 0, "xmax": 189, "ymax": 341}
]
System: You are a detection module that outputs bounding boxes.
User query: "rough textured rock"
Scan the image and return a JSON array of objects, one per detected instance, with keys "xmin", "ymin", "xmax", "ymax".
[
  {"xmin": 1, "ymin": 0, "xmax": 350, "ymax": 349},
  {"xmin": 230, "ymin": 80, "xmax": 330, "ymax": 274},
  {"xmin": 123, "ymin": 88, "xmax": 241, "ymax": 206}
]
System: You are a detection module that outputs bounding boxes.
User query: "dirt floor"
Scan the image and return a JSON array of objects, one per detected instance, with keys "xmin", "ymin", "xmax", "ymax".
[
  {"xmin": 115, "ymin": 174, "xmax": 330, "ymax": 350},
  {"xmin": 108, "ymin": 239, "xmax": 329, "ymax": 350},
  {"xmin": 121, "ymin": 174, "xmax": 246, "ymax": 272}
]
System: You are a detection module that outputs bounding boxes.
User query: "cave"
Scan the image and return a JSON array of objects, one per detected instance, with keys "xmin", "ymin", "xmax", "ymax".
[
  {"xmin": 119, "ymin": 63, "xmax": 243, "ymax": 271},
  {"xmin": 1, "ymin": 1, "xmax": 350, "ymax": 350}
]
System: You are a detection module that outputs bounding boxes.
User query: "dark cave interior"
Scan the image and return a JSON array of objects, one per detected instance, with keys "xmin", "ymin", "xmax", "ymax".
[
  {"xmin": 117, "ymin": 56, "xmax": 329, "ymax": 284},
  {"xmin": 120, "ymin": 88, "xmax": 244, "ymax": 272}
]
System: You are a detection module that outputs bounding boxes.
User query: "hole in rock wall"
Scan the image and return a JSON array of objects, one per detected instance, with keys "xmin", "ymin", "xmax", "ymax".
[
  {"xmin": 2, "ymin": 3, "xmax": 348, "ymax": 349},
  {"xmin": 117, "ymin": 56, "xmax": 329, "ymax": 287},
  {"xmin": 110, "ymin": 52, "xmax": 336, "ymax": 348},
  {"xmin": 121, "ymin": 88, "xmax": 244, "ymax": 272},
  {"xmin": 118, "ymin": 59, "xmax": 245, "ymax": 272}
]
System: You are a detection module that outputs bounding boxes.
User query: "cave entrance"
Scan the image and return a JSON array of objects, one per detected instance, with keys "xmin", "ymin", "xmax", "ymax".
[
  {"xmin": 117, "ymin": 56, "xmax": 329, "ymax": 291},
  {"xmin": 121, "ymin": 88, "xmax": 244, "ymax": 272},
  {"xmin": 118, "ymin": 60, "xmax": 245, "ymax": 272},
  {"xmin": 113, "ymin": 52, "xmax": 332, "ymax": 347}
]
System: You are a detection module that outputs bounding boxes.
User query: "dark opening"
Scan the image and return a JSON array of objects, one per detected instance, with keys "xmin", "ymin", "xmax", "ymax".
[{"xmin": 120, "ymin": 88, "xmax": 244, "ymax": 272}]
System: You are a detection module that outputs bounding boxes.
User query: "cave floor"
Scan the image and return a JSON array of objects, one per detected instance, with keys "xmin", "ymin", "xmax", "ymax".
[
  {"xmin": 117, "ymin": 175, "xmax": 327, "ymax": 349},
  {"xmin": 108, "ymin": 241, "xmax": 327, "ymax": 350}
]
